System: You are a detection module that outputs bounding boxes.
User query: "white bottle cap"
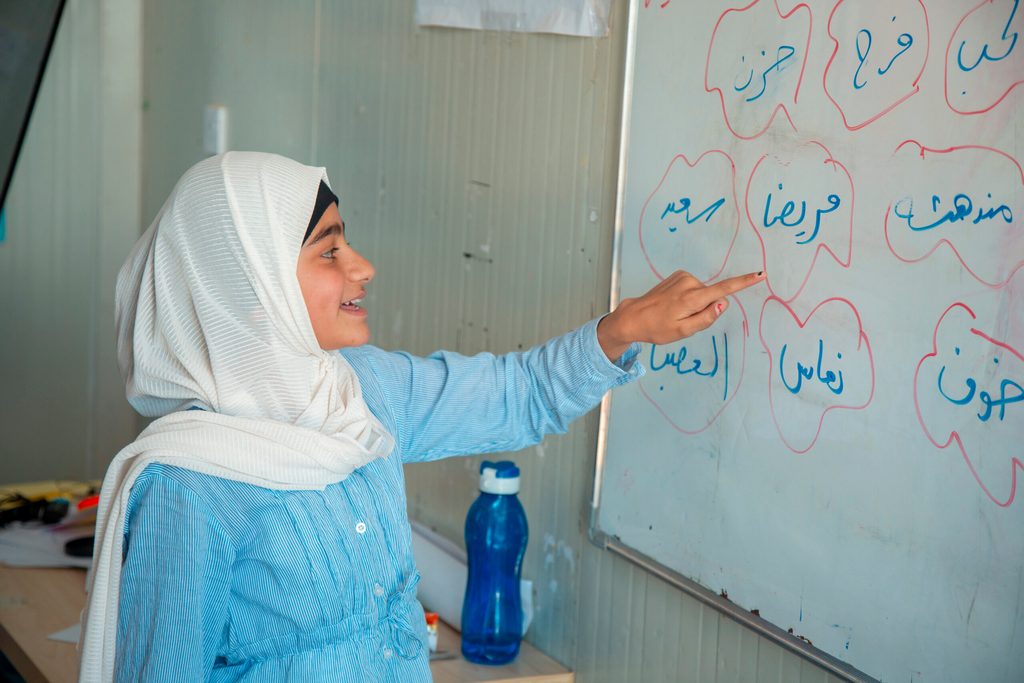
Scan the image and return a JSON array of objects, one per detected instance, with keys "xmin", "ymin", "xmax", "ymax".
[{"xmin": 479, "ymin": 460, "xmax": 520, "ymax": 495}]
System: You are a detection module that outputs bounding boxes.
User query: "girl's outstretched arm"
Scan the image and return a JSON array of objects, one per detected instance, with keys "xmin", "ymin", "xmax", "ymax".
[
  {"xmin": 342, "ymin": 270, "xmax": 764, "ymax": 463},
  {"xmin": 343, "ymin": 318, "xmax": 640, "ymax": 463}
]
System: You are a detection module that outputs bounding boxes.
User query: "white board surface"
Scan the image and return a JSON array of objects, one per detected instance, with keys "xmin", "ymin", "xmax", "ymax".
[{"xmin": 595, "ymin": 1, "xmax": 1023, "ymax": 681}]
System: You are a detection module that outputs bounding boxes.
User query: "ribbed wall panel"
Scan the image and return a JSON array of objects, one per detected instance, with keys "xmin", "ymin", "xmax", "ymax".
[
  {"xmin": 137, "ymin": 1, "xmax": 834, "ymax": 680},
  {"xmin": 0, "ymin": 0, "xmax": 140, "ymax": 482}
]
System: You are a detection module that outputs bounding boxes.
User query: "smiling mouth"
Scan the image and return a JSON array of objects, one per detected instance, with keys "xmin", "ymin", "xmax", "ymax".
[{"xmin": 340, "ymin": 298, "xmax": 364, "ymax": 311}]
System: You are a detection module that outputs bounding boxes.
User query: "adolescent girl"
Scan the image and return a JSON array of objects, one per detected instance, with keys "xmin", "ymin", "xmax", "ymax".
[{"xmin": 79, "ymin": 152, "xmax": 763, "ymax": 682}]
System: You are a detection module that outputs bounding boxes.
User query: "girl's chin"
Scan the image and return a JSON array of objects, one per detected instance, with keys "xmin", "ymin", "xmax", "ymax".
[
  {"xmin": 335, "ymin": 329, "xmax": 371, "ymax": 350},
  {"xmin": 316, "ymin": 320, "xmax": 371, "ymax": 351}
]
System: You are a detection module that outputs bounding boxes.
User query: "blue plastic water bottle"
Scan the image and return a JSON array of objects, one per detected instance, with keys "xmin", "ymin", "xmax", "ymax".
[{"xmin": 461, "ymin": 460, "xmax": 528, "ymax": 665}]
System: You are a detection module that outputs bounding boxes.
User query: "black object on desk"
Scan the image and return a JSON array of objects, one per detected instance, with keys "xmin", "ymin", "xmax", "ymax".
[
  {"xmin": 0, "ymin": 496, "xmax": 68, "ymax": 527},
  {"xmin": 64, "ymin": 536, "xmax": 94, "ymax": 558}
]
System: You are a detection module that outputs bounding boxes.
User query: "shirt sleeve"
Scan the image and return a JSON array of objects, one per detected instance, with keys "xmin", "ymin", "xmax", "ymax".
[
  {"xmin": 342, "ymin": 315, "xmax": 644, "ymax": 463},
  {"xmin": 115, "ymin": 468, "xmax": 234, "ymax": 682}
]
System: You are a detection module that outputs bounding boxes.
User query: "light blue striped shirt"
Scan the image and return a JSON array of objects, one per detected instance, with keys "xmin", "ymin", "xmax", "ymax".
[{"xmin": 115, "ymin": 318, "xmax": 641, "ymax": 682}]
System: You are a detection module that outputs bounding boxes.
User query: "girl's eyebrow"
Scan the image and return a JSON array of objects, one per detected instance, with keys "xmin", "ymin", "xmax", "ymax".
[{"xmin": 307, "ymin": 221, "xmax": 345, "ymax": 247}]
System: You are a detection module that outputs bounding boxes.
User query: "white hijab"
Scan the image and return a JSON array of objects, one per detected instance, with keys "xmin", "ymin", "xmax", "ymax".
[{"xmin": 78, "ymin": 152, "xmax": 394, "ymax": 682}]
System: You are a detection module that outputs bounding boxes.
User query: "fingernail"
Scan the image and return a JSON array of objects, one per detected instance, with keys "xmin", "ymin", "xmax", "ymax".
[
  {"xmin": 757, "ymin": 271, "xmax": 765, "ymax": 277},
  {"xmin": 716, "ymin": 303, "xmax": 725, "ymax": 314}
]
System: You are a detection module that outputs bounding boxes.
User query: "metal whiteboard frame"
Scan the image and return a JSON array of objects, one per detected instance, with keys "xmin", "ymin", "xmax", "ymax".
[{"xmin": 588, "ymin": 2, "xmax": 875, "ymax": 680}]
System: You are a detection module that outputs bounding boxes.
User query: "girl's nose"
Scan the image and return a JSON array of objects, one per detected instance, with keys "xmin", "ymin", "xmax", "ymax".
[{"xmin": 346, "ymin": 248, "xmax": 375, "ymax": 283}]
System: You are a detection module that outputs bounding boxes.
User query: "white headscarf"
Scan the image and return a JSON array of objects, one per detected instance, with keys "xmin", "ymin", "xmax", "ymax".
[{"xmin": 78, "ymin": 152, "xmax": 394, "ymax": 682}]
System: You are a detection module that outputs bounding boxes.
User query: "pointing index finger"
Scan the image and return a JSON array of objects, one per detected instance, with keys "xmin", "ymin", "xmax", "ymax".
[{"xmin": 704, "ymin": 271, "xmax": 766, "ymax": 301}]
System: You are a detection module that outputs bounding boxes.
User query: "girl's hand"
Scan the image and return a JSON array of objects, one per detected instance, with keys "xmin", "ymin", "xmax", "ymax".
[{"xmin": 597, "ymin": 270, "xmax": 766, "ymax": 361}]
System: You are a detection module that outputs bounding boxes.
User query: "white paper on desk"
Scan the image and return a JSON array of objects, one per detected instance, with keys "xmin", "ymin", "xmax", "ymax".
[
  {"xmin": 415, "ymin": 0, "xmax": 611, "ymax": 37},
  {"xmin": 48, "ymin": 622, "xmax": 81, "ymax": 644},
  {"xmin": 0, "ymin": 521, "xmax": 92, "ymax": 569},
  {"xmin": 410, "ymin": 521, "xmax": 532, "ymax": 635}
]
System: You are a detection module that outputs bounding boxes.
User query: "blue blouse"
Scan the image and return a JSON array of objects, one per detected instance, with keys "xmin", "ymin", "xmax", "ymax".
[{"xmin": 115, "ymin": 318, "xmax": 641, "ymax": 682}]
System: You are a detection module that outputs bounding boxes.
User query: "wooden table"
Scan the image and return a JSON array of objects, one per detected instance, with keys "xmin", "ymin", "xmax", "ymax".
[
  {"xmin": 0, "ymin": 565, "xmax": 572, "ymax": 683},
  {"xmin": 431, "ymin": 619, "xmax": 573, "ymax": 683}
]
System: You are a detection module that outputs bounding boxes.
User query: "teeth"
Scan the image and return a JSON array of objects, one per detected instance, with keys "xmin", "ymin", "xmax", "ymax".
[{"xmin": 342, "ymin": 298, "xmax": 363, "ymax": 306}]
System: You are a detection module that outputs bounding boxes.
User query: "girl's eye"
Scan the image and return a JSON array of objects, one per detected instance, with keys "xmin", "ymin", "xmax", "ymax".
[{"xmin": 321, "ymin": 247, "xmax": 339, "ymax": 259}]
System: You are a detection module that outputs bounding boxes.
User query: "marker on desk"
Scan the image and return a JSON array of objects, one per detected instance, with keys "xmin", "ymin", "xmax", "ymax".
[
  {"xmin": 53, "ymin": 493, "xmax": 99, "ymax": 531},
  {"xmin": 423, "ymin": 611, "xmax": 458, "ymax": 661},
  {"xmin": 425, "ymin": 611, "xmax": 439, "ymax": 652},
  {"xmin": 77, "ymin": 494, "xmax": 99, "ymax": 511}
]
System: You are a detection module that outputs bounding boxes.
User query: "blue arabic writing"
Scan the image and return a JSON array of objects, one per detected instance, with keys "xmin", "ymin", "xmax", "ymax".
[
  {"xmin": 734, "ymin": 46, "xmax": 797, "ymax": 102},
  {"xmin": 853, "ymin": 19, "xmax": 914, "ymax": 89},
  {"xmin": 660, "ymin": 196, "xmax": 726, "ymax": 232},
  {"xmin": 649, "ymin": 332, "xmax": 730, "ymax": 401},
  {"xmin": 763, "ymin": 183, "xmax": 841, "ymax": 245},
  {"xmin": 879, "ymin": 33, "xmax": 914, "ymax": 75},
  {"xmin": 937, "ymin": 349, "xmax": 1022, "ymax": 421},
  {"xmin": 779, "ymin": 338, "xmax": 845, "ymax": 395},
  {"xmin": 957, "ymin": 0, "xmax": 1019, "ymax": 72},
  {"xmin": 892, "ymin": 192, "xmax": 1013, "ymax": 232}
]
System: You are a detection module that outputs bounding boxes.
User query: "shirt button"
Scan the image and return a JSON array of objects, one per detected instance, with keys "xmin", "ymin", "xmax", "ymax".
[
  {"xmin": 355, "ymin": 522, "xmax": 367, "ymax": 534},
  {"xmin": 382, "ymin": 647, "xmax": 393, "ymax": 659},
  {"xmin": 373, "ymin": 583, "xmax": 385, "ymax": 597}
]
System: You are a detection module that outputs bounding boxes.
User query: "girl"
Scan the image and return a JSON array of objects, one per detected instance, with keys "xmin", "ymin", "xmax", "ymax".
[{"xmin": 79, "ymin": 152, "xmax": 763, "ymax": 682}]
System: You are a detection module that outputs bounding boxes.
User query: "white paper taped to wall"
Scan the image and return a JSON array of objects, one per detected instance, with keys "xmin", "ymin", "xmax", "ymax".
[{"xmin": 415, "ymin": 0, "xmax": 611, "ymax": 37}]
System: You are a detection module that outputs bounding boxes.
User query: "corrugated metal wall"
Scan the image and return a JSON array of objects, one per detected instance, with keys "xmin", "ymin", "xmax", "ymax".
[
  {"xmin": 0, "ymin": 0, "xmax": 140, "ymax": 483},
  {"xmin": 137, "ymin": 1, "xmax": 840, "ymax": 681}
]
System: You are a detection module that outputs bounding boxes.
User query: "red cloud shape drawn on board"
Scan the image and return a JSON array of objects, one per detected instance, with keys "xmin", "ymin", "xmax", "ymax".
[
  {"xmin": 759, "ymin": 296, "xmax": 874, "ymax": 454},
  {"xmin": 915, "ymin": 302, "xmax": 1024, "ymax": 506},
  {"xmin": 705, "ymin": 0, "xmax": 812, "ymax": 140},
  {"xmin": 945, "ymin": 0, "xmax": 1024, "ymax": 116},
  {"xmin": 823, "ymin": 0, "xmax": 930, "ymax": 130},
  {"xmin": 745, "ymin": 140, "xmax": 854, "ymax": 303},
  {"xmin": 884, "ymin": 141, "xmax": 1023, "ymax": 289},
  {"xmin": 638, "ymin": 150, "xmax": 740, "ymax": 284}
]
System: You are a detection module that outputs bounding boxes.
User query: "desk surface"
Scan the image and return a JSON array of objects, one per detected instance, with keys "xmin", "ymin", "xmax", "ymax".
[{"xmin": 0, "ymin": 565, "xmax": 572, "ymax": 683}]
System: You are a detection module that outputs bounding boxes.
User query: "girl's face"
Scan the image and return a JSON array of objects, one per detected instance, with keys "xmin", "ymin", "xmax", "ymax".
[{"xmin": 296, "ymin": 203, "xmax": 375, "ymax": 350}]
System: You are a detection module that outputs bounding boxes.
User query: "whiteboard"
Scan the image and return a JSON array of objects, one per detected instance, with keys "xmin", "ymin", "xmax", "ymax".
[{"xmin": 592, "ymin": 1, "xmax": 1023, "ymax": 681}]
